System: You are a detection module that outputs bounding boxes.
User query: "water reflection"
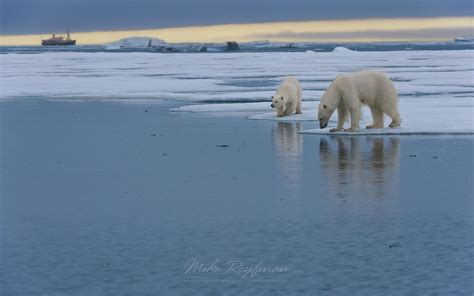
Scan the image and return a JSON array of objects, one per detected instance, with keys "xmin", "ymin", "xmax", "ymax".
[
  {"xmin": 272, "ymin": 123, "xmax": 303, "ymax": 193},
  {"xmin": 318, "ymin": 137, "xmax": 400, "ymax": 198}
]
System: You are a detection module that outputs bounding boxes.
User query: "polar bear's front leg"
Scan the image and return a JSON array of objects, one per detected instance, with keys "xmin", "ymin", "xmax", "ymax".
[
  {"xmin": 277, "ymin": 106, "xmax": 285, "ymax": 117},
  {"xmin": 330, "ymin": 105, "xmax": 347, "ymax": 132},
  {"xmin": 283, "ymin": 102, "xmax": 295, "ymax": 116},
  {"xmin": 344, "ymin": 106, "xmax": 360, "ymax": 132}
]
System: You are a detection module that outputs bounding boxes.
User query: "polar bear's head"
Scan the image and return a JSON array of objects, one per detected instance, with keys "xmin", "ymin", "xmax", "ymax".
[
  {"xmin": 317, "ymin": 102, "xmax": 336, "ymax": 129},
  {"xmin": 317, "ymin": 78, "xmax": 341, "ymax": 128},
  {"xmin": 270, "ymin": 95, "xmax": 286, "ymax": 108}
]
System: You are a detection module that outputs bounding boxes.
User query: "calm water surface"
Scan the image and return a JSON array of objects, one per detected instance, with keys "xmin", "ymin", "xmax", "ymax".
[{"xmin": 1, "ymin": 100, "xmax": 472, "ymax": 295}]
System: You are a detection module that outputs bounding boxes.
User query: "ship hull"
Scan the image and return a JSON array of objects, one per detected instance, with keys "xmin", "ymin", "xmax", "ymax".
[{"xmin": 42, "ymin": 40, "xmax": 76, "ymax": 46}]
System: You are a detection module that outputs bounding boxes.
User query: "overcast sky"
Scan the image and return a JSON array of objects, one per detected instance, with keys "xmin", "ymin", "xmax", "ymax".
[{"xmin": 1, "ymin": 0, "xmax": 473, "ymax": 34}]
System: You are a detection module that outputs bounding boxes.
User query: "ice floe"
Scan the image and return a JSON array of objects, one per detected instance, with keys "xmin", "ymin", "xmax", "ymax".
[
  {"xmin": 175, "ymin": 98, "xmax": 474, "ymax": 134},
  {"xmin": 301, "ymin": 98, "xmax": 474, "ymax": 135}
]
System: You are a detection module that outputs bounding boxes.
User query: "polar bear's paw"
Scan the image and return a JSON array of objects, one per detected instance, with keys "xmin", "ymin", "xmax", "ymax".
[
  {"xmin": 389, "ymin": 122, "xmax": 401, "ymax": 128},
  {"xmin": 366, "ymin": 124, "xmax": 383, "ymax": 129},
  {"xmin": 343, "ymin": 127, "xmax": 359, "ymax": 132}
]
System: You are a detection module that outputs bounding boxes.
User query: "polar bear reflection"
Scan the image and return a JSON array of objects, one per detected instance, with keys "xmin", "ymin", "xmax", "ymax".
[
  {"xmin": 272, "ymin": 123, "xmax": 303, "ymax": 193},
  {"xmin": 319, "ymin": 137, "xmax": 400, "ymax": 198}
]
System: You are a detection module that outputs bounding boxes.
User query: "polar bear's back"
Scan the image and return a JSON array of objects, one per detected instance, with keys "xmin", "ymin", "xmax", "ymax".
[
  {"xmin": 277, "ymin": 76, "xmax": 302, "ymax": 97},
  {"xmin": 282, "ymin": 76, "xmax": 300, "ymax": 86},
  {"xmin": 346, "ymin": 70, "xmax": 397, "ymax": 105}
]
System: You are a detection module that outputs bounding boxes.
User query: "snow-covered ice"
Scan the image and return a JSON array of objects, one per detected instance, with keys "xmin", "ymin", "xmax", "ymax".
[
  {"xmin": 1, "ymin": 49, "xmax": 473, "ymax": 134},
  {"xmin": 1, "ymin": 49, "xmax": 473, "ymax": 102}
]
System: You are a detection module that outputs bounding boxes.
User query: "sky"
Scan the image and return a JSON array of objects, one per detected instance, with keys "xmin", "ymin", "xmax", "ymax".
[{"xmin": 0, "ymin": 0, "xmax": 473, "ymax": 45}]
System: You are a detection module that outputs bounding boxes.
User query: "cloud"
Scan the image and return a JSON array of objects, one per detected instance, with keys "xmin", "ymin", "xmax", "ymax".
[
  {"xmin": 1, "ymin": 0, "xmax": 473, "ymax": 34},
  {"xmin": 1, "ymin": 17, "xmax": 473, "ymax": 45},
  {"xmin": 248, "ymin": 27, "xmax": 474, "ymax": 41}
]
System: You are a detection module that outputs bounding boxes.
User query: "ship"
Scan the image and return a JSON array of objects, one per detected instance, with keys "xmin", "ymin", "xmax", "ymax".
[
  {"xmin": 41, "ymin": 30, "xmax": 76, "ymax": 46},
  {"xmin": 454, "ymin": 37, "xmax": 474, "ymax": 43}
]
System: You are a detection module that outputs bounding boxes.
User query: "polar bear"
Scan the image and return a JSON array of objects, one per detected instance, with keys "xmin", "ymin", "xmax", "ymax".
[
  {"xmin": 271, "ymin": 77, "xmax": 302, "ymax": 117},
  {"xmin": 318, "ymin": 70, "xmax": 401, "ymax": 132}
]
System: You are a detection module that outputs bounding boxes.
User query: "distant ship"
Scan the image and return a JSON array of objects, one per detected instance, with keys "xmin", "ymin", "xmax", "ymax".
[
  {"xmin": 454, "ymin": 37, "xmax": 474, "ymax": 43},
  {"xmin": 41, "ymin": 30, "xmax": 76, "ymax": 46}
]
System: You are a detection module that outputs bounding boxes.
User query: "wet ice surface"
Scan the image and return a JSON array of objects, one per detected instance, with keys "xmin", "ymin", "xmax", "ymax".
[
  {"xmin": 1, "ymin": 100, "xmax": 473, "ymax": 295},
  {"xmin": 173, "ymin": 98, "xmax": 474, "ymax": 134}
]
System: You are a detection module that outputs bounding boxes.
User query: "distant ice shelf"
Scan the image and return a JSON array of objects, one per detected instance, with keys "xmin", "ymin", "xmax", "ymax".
[{"xmin": 105, "ymin": 37, "xmax": 166, "ymax": 49}]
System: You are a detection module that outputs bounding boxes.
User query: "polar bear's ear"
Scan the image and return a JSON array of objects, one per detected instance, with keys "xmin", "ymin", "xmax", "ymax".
[
  {"xmin": 271, "ymin": 96, "xmax": 274, "ymax": 99},
  {"xmin": 323, "ymin": 104, "xmax": 327, "ymax": 109}
]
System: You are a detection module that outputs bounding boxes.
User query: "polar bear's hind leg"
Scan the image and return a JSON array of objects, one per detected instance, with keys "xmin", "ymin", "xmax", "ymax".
[
  {"xmin": 295, "ymin": 100, "xmax": 302, "ymax": 114},
  {"xmin": 366, "ymin": 106, "xmax": 384, "ymax": 129},
  {"xmin": 380, "ymin": 88, "xmax": 401, "ymax": 128},
  {"xmin": 388, "ymin": 111, "xmax": 401, "ymax": 128},
  {"xmin": 295, "ymin": 83, "xmax": 303, "ymax": 114},
  {"xmin": 384, "ymin": 103, "xmax": 401, "ymax": 128}
]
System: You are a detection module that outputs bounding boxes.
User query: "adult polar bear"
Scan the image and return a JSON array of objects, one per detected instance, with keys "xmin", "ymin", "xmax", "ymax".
[
  {"xmin": 318, "ymin": 70, "xmax": 401, "ymax": 132},
  {"xmin": 271, "ymin": 77, "xmax": 302, "ymax": 117}
]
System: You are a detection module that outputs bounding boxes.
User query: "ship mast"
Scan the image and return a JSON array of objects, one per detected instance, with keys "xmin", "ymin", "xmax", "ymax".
[{"xmin": 66, "ymin": 29, "xmax": 70, "ymax": 41}]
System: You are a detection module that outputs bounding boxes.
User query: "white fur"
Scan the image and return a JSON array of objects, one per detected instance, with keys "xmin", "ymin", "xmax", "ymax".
[
  {"xmin": 317, "ymin": 70, "xmax": 401, "ymax": 132},
  {"xmin": 271, "ymin": 77, "xmax": 303, "ymax": 117}
]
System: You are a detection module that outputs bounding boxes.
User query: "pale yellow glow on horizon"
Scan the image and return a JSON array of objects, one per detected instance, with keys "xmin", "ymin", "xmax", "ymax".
[{"xmin": 0, "ymin": 17, "xmax": 472, "ymax": 46}]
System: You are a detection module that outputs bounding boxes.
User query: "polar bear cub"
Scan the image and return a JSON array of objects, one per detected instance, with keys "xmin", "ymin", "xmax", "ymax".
[
  {"xmin": 271, "ymin": 77, "xmax": 302, "ymax": 117},
  {"xmin": 318, "ymin": 70, "xmax": 401, "ymax": 132}
]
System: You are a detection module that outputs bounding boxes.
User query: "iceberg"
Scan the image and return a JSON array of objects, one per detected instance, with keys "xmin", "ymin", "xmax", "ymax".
[
  {"xmin": 331, "ymin": 46, "xmax": 356, "ymax": 54},
  {"xmin": 105, "ymin": 37, "xmax": 167, "ymax": 49}
]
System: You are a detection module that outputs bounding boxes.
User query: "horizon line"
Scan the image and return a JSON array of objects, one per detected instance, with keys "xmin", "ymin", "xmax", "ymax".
[{"xmin": 1, "ymin": 16, "xmax": 472, "ymax": 46}]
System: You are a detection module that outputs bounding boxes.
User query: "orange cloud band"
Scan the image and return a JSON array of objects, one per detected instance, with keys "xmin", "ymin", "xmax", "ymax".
[{"xmin": 1, "ymin": 17, "xmax": 472, "ymax": 45}]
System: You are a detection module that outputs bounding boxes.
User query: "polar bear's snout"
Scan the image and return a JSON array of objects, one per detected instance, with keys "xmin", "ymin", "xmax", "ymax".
[
  {"xmin": 319, "ymin": 118, "xmax": 328, "ymax": 129},
  {"xmin": 271, "ymin": 103, "xmax": 275, "ymax": 108}
]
